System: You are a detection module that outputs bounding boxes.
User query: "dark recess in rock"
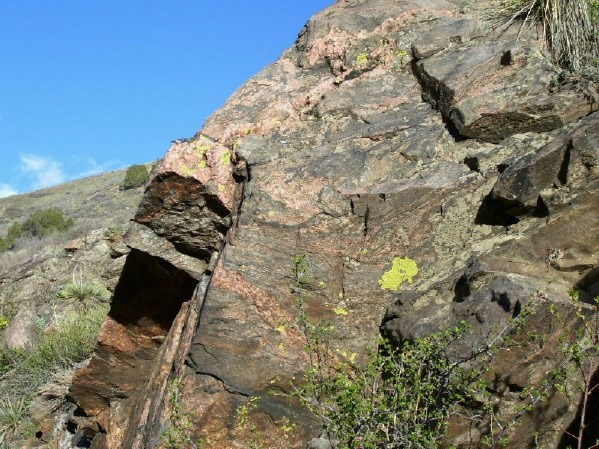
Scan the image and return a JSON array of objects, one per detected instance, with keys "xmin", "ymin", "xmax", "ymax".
[
  {"xmin": 453, "ymin": 274, "xmax": 471, "ymax": 303},
  {"xmin": 576, "ymin": 266, "xmax": 599, "ymax": 303},
  {"xmin": 68, "ymin": 249, "xmax": 198, "ymax": 443},
  {"xmin": 474, "ymin": 195, "xmax": 520, "ymax": 226},
  {"xmin": 557, "ymin": 143, "xmax": 572, "ymax": 185},
  {"xmin": 109, "ymin": 250, "xmax": 197, "ymax": 328},
  {"xmin": 532, "ymin": 196, "xmax": 550, "ymax": 218},
  {"xmin": 464, "ymin": 156, "xmax": 480, "ymax": 172}
]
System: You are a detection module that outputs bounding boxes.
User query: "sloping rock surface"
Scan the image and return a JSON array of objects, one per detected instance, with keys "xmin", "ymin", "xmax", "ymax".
[{"xmin": 63, "ymin": 1, "xmax": 599, "ymax": 448}]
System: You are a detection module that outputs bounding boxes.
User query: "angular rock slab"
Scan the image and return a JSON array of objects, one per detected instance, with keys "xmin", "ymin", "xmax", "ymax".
[
  {"xmin": 416, "ymin": 40, "xmax": 598, "ymax": 142},
  {"xmin": 492, "ymin": 112, "xmax": 599, "ymax": 215}
]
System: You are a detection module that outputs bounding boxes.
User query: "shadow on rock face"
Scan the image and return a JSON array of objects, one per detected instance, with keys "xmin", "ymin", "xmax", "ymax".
[
  {"xmin": 110, "ymin": 248, "xmax": 198, "ymax": 329},
  {"xmin": 474, "ymin": 195, "xmax": 520, "ymax": 227},
  {"xmin": 576, "ymin": 266, "xmax": 599, "ymax": 303}
]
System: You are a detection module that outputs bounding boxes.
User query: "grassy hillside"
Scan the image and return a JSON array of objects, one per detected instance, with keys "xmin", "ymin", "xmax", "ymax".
[
  {"xmin": 0, "ymin": 165, "xmax": 150, "ymax": 274},
  {"xmin": 0, "ymin": 166, "xmax": 149, "ymax": 234}
]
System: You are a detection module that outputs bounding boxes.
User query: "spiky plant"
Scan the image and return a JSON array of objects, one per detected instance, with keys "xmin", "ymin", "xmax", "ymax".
[
  {"xmin": 56, "ymin": 266, "xmax": 110, "ymax": 306},
  {"xmin": 0, "ymin": 396, "xmax": 28, "ymax": 445},
  {"xmin": 502, "ymin": 0, "xmax": 599, "ymax": 70}
]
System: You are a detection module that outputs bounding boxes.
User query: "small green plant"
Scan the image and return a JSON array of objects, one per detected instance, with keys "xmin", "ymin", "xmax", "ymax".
[
  {"xmin": 103, "ymin": 225, "xmax": 125, "ymax": 241},
  {"xmin": 235, "ymin": 396, "xmax": 263, "ymax": 449},
  {"xmin": 0, "ymin": 317, "xmax": 8, "ymax": 330},
  {"xmin": 56, "ymin": 282, "xmax": 110, "ymax": 304},
  {"xmin": 0, "ymin": 396, "xmax": 28, "ymax": 446},
  {"xmin": 56, "ymin": 266, "xmax": 110, "ymax": 305},
  {"xmin": 0, "ymin": 286, "xmax": 18, "ymax": 324},
  {"xmin": 293, "ymin": 252, "xmax": 311, "ymax": 286},
  {"xmin": 161, "ymin": 377, "xmax": 198, "ymax": 449},
  {"xmin": 122, "ymin": 164, "xmax": 149, "ymax": 190},
  {"xmin": 546, "ymin": 289, "xmax": 599, "ymax": 449}
]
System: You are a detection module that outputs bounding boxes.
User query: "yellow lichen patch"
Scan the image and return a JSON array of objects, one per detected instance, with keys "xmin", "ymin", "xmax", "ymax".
[
  {"xmin": 181, "ymin": 165, "xmax": 195, "ymax": 176},
  {"xmin": 355, "ymin": 52, "xmax": 368, "ymax": 65},
  {"xmin": 218, "ymin": 184, "xmax": 226, "ymax": 192},
  {"xmin": 378, "ymin": 257, "xmax": 418, "ymax": 291},
  {"xmin": 272, "ymin": 117, "xmax": 281, "ymax": 127},
  {"xmin": 195, "ymin": 143, "xmax": 211, "ymax": 156},
  {"xmin": 333, "ymin": 307, "xmax": 349, "ymax": 316},
  {"xmin": 338, "ymin": 350, "xmax": 357, "ymax": 363},
  {"xmin": 346, "ymin": 352, "xmax": 358, "ymax": 363},
  {"xmin": 197, "ymin": 160, "xmax": 207, "ymax": 169},
  {"xmin": 220, "ymin": 149, "xmax": 232, "ymax": 165}
]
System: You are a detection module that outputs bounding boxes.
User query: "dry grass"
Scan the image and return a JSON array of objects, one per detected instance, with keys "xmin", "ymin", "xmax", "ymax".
[
  {"xmin": 0, "ymin": 166, "xmax": 148, "ymax": 274},
  {"xmin": 0, "ymin": 166, "xmax": 149, "ymax": 235},
  {"xmin": 498, "ymin": 0, "xmax": 599, "ymax": 70}
]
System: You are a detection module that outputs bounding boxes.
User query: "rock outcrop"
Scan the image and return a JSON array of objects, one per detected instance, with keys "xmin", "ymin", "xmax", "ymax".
[{"xmin": 59, "ymin": 0, "xmax": 599, "ymax": 448}]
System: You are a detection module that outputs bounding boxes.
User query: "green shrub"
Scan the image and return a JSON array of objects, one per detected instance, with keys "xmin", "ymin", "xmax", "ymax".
[
  {"xmin": 20, "ymin": 207, "xmax": 74, "ymax": 238},
  {"xmin": 24, "ymin": 305, "xmax": 106, "ymax": 371},
  {"xmin": 0, "ymin": 208, "xmax": 74, "ymax": 253},
  {"xmin": 288, "ymin": 254, "xmax": 549, "ymax": 449},
  {"xmin": 122, "ymin": 164, "xmax": 149, "ymax": 190},
  {"xmin": 0, "ymin": 223, "xmax": 23, "ymax": 252}
]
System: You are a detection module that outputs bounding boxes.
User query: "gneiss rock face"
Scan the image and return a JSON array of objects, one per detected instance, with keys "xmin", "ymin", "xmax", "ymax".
[
  {"xmin": 66, "ymin": 0, "xmax": 599, "ymax": 447},
  {"xmin": 67, "ymin": 137, "xmax": 242, "ymax": 448}
]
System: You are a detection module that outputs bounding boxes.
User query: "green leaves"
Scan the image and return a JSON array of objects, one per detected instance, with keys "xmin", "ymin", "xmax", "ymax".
[
  {"xmin": 293, "ymin": 320, "xmax": 474, "ymax": 448},
  {"xmin": 161, "ymin": 377, "xmax": 197, "ymax": 449}
]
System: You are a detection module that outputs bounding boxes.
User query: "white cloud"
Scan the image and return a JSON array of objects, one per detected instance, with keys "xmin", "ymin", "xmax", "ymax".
[
  {"xmin": 78, "ymin": 158, "xmax": 121, "ymax": 178},
  {"xmin": 19, "ymin": 154, "xmax": 65, "ymax": 189},
  {"xmin": 0, "ymin": 183, "xmax": 17, "ymax": 198}
]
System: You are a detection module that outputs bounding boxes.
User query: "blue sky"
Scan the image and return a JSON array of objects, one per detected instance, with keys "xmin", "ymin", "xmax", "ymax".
[{"xmin": 0, "ymin": 1, "xmax": 331, "ymax": 197}]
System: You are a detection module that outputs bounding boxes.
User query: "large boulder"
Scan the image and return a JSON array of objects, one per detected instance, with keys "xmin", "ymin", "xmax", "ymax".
[{"xmin": 3, "ymin": 308, "xmax": 38, "ymax": 349}]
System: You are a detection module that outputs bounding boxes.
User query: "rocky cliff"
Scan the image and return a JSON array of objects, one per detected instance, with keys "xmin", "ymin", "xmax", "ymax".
[{"xmin": 50, "ymin": 0, "xmax": 599, "ymax": 447}]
